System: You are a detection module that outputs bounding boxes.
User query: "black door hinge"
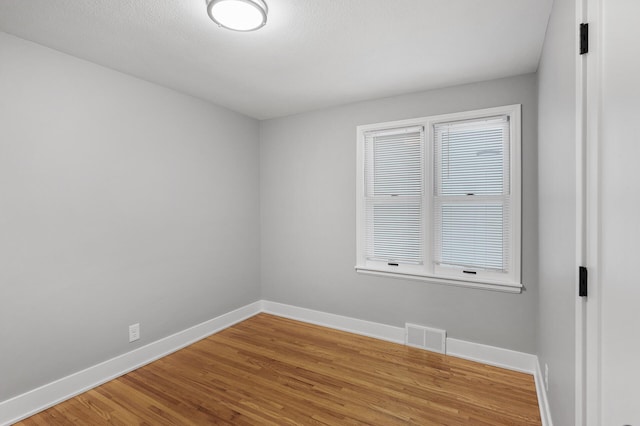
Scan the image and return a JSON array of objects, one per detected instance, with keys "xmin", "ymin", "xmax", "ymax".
[
  {"xmin": 580, "ymin": 23, "xmax": 589, "ymax": 55},
  {"xmin": 579, "ymin": 266, "xmax": 588, "ymax": 297}
]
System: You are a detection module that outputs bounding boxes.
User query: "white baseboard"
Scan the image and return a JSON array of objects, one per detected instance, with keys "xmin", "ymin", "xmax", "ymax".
[
  {"xmin": 445, "ymin": 338, "xmax": 537, "ymax": 374},
  {"xmin": 1, "ymin": 299, "xmax": 551, "ymax": 426},
  {"xmin": 534, "ymin": 358, "xmax": 553, "ymax": 426},
  {"xmin": 261, "ymin": 301, "xmax": 406, "ymax": 344},
  {"xmin": 0, "ymin": 301, "xmax": 262, "ymax": 426}
]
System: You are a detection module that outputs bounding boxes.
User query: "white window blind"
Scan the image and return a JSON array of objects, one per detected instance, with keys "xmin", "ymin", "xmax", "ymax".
[
  {"xmin": 433, "ymin": 116, "xmax": 510, "ymax": 272},
  {"xmin": 364, "ymin": 126, "xmax": 424, "ymax": 265},
  {"xmin": 356, "ymin": 104, "xmax": 521, "ymax": 292}
]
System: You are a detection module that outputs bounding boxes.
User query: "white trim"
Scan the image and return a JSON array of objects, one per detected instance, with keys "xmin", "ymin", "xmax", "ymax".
[
  {"xmin": 584, "ymin": 0, "xmax": 602, "ymax": 423},
  {"xmin": 1, "ymin": 300, "xmax": 549, "ymax": 425},
  {"xmin": 261, "ymin": 300, "xmax": 406, "ymax": 344},
  {"xmin": 535, "ymin": 358, "xmax": 554, "ymax": 426},
  {"xmin": 355, "ymin": 267, "xmax": 523, "ymax": 293},
  {"xmin": 575, "ymin": 0, "xmax": 588, "ymax": 424},
  {"xmin": 0, "ymin": 301, "xmax": 263, "ymax": 426},
  {"xmin": 356, "ymin": 104, "xmax": 522, "ymax": 292},
  {"xmin": 445, "ymin": 338, "xmax": 537, "ymax": 374}
]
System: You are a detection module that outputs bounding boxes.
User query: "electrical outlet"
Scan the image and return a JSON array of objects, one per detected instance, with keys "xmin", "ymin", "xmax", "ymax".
[
  {"xmin": 129, "ymin": 323, "xmax": 140, "ymax": 343},
  {"xmin": 544, "ymin": 363, "xmax": 549, "ymax": 392}
]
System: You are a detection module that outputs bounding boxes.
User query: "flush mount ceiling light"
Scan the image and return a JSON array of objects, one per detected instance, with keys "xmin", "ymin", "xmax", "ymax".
[{"xmin": 207, "ymin": 0, "xmax": 268, "ymax": 32}]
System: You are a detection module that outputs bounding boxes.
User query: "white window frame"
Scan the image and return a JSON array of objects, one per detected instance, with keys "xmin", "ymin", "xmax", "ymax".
[{"xmin": 355, "ymin": 105, "xmax": 522, "ymax": 293}]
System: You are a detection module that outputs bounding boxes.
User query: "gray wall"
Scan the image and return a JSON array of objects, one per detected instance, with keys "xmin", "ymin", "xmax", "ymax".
[
  {"xmin": 0, "ymin": 33, "xmax": 261, "ymax": 401},
  {"xmin": 260, "ymin": 74, "xmax": 538, "ymax": 353},
  {"xmin": 536, "ymin": 0, "xmax": 576, "ymax": 423}
]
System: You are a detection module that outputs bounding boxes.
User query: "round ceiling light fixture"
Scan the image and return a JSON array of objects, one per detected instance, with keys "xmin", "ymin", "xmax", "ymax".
[{"xmin": 207, "ymin": 0, "xmax": 268, "ymax": 32}]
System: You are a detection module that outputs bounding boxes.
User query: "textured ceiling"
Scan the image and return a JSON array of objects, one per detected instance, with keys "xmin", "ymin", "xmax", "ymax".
[{"xmin": 0, "ymin": 0, "xmax": 552, "ymax": 119}]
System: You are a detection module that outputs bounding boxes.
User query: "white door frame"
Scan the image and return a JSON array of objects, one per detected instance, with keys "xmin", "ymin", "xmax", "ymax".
[
  {"xmin": 581, "ymin": 0, "xmax": 602, "ymax": 423},
  {"xmin": 574, "ymin": 0, "xmax": 588, "ymax": 422}
]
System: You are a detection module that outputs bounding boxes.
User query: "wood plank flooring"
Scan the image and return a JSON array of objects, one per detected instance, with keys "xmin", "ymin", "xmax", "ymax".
[{"xmin": 17, "ymin": 314, "xmax": 541, "ymax": 425}]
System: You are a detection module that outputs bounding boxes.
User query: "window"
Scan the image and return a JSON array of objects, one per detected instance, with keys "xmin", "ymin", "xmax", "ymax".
[{"xmin": 356, "ymin": 105, "xmax": 522, "ymax": 293}]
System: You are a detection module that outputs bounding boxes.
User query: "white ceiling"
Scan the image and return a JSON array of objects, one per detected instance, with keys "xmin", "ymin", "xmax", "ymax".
[{"xmin": 0, "ymin": 0, "xmax": 552, "ymax": 119}]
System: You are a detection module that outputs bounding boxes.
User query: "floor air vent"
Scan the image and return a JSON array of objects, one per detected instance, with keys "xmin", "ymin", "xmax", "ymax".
[{"xmin": 405, "ymin": 323, "xmax": 446, "ymax": 354}]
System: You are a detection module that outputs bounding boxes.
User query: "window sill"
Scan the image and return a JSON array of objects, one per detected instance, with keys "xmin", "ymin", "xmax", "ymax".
[{"xmin": 354, "ymin": 266, "xmax": 523, "ymax": 294}]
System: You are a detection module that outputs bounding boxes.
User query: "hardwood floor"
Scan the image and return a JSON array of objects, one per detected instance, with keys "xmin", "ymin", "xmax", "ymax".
[{"xmin": 17, "ymin": 314, "xmax": 541, "ymax": 425}]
